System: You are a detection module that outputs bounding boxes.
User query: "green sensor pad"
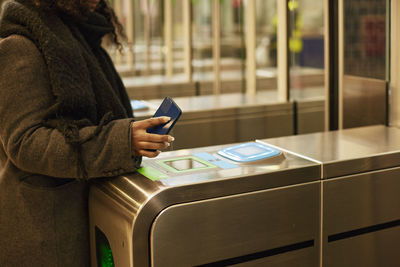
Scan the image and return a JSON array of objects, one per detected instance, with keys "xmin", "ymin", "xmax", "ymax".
[
  {"xmin": 138, "ymin": 166, "xmax": 169, "ymax": 181},
  {"xmin": 138, "ymin": 156, "xmax": 217, "ymax": 181}
]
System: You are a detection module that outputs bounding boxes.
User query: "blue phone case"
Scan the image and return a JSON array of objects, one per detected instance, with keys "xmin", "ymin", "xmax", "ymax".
[{"xmin": 146, "ymin": 97, "xmax": 182, "ymax": 135}]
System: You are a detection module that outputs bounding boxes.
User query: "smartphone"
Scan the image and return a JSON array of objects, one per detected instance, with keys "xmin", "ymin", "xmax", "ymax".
[{"xmin": 146, "ymin": 97, "xmax": 182, "ymax": 135}]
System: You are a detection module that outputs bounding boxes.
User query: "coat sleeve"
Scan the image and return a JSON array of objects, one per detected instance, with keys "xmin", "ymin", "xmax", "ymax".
[{"xmin": 0, "ymin": 35, "xmax": 141, "ymax": 179}]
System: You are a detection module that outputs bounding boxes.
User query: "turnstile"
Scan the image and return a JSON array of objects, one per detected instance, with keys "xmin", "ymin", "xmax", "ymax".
[
  {"xmin": 90, "ymin": 125, "xmax": 400, "ymax": 267},
  {"xmin": 89, "ymin": 142, "xmax": 321, "ymax": 266},
  {"xmin": 133, "ymin": 92, "xmax": 295, "ymax": 150},
  {"xmin": 265, "ymin": 125, "xmax": 400, "ymax": 267}
]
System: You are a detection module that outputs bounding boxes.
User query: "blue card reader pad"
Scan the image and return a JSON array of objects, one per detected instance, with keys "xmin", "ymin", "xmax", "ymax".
[{"xmin": 217, "ymin": 142, "xmax": 281, "ymax": 163}]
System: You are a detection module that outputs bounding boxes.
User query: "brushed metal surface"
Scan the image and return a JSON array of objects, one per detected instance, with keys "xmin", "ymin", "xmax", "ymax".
[
  {"xmin": 134, "ymin": 91, "xmax": 282, "ymax": 118},
  {"xmin": 89, "ymin": 186, "xmax": 137, "ymax": 267},
  {"xmin": 90, "ymin": 126, "xmax": 400, "ymax": 267},
  {"xmin": 231, "ymin": 247, "xmax": 317, "ymax": 267},
  {"xmin": 322, "ymin": 166, "xmax": 400, "ymax": 236},
  {"xmin": 90, "ymin": 142, "xmax": 320, "ymax": 267},
  {"xmin": 150, "ymin": 143, "xmax": 320, "ymax": 187},
  {"xmin": 322, "ymin": 167, "xmax": 400, "ymax": 267},
  {"xmin": 296, "ymin": 97, "xmax": 325, "ymax": 134},
  {"xmin": 90, "ymin": 174, "xmax": 166, "ymax": 267},
  {"xmin": 134, "ymin": 93, "xmax": 295, "ymax": 150},
  {"xmin": 150, "ymin": 182, "xmax": 320, "ymax": 266},
  {"xmin": 236, "ymin": 103, "xmax": 294, "ymax": 142},
  {"xmin": 342, "ymin": 75, "xmax": 386, "ymax": 129},
  {"xmin": 324, "ymin": 227, "xmax": 400, "ymax": 267},
  {"xmin": 262, "ymin": 125, "xmax": 400, "ymax": 178},
  {"xmin": 133, "ymin": 89, "xmax": 326, "ymax": 150},
  {"xmin": 172, "ymin": 109, "xmax": 237, "ymax": 149}
]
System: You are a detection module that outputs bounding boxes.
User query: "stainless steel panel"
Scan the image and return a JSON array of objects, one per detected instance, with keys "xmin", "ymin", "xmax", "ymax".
[
  {"xmin": 152, "ymin": 143, "xmax": 320, "ymax": 188},
  {"xmin": 324, "ymin": 227, "xmax": 400, "ymax": 267},
  {"xmin": 197, "ymin": 78, "xmax": 278, "ymax": 95},
  {"xmin": 179, "ymin": 108, "xmax": 237, "ymax": 148},
  {"xmin": 237, "ymin": 103, "xmax": 293, "ymax": 142},
  {"xmin": 237, "ymin": 113, "xmax": 268, "ymax": 142},
  {"xmin": 262, "ymin": 125, "xmax": 400, "ymax": 178},
  {"xmin": 263, "ymin": 112, "xmax": 294, "ymax": 139},
  {"xmin": 90, "ymin": 175, "xmax": 165, "ymax": 267},
  {"xmin": 135, "ymin": 93, "xmax": 294, "ymax": 149},
  {"xmin": 90, "ymin": 143, "xmax": 320, "ymax": 267},
  {"xmin": 134, "ymin": 92, "xmax": 281, "ymax": 118},
  {"xmin": 322, "ymin": 167, "xmax": 400, "ymax": 267},
  {"xmin": 263, "ymin": 104, "xmax": 294, "ymax": 138},
  {"xmin": 323, "ymin": 167, "xmax": 400, "ymax": 237},
  {"xmin": 172, "ymin": 116, "xmax": 237, "ymax": 149},
  {"xmin": 233, "ymin": 247, "xmax": 316, "ymax": 267},
  {"xmin": 296, "ymin": 98, "xmax": 325, "ymax": 134},
  {"xmin": 171, "ymin": 108, "xmax": 237, "ymax": 149},
  {"xmin": 89, "ymin": 186, "xmax": 137, "ymax": 267},
  {"xmin": 151, "ymin": 182, "xmax": 320, "ymax": 266},
  {"xmin": 342, "ymin": 75, "xmax": 386, "ymax": 129},
  {"xmin": 125, "ymin": 79, "xmax": 197, "ymax": 100}
]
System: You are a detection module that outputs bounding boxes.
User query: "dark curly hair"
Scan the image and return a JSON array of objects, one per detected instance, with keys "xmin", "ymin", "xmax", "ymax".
[{"xmin": 32, "ymin": 0, "xmax": 125, "ymax": 48}]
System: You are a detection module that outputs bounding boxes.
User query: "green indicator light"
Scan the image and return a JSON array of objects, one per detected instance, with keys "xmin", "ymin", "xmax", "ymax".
[
  {"xmin": 95, "ymin": 227, "xmax": 115, "ymax": 267},
  {"xmin": 138, "ymin": 166, "xmax": 169, "ymax": 181},
  {"xmin": 100, "ymin": 243, "xmax": 114, "ymax": 267}
]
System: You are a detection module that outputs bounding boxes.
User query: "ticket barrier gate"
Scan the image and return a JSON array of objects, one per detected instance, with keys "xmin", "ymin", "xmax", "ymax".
[
  {"xmin": 90, "ymin": 125, "xmax": 400, "ymax": 267},
  {"xmin": 266, "ymin": 125, "xmax": 400, "ymax": 267},
  {"xmin": 89, "ymin": 142, "xmax": 321, "ymax": 266}
]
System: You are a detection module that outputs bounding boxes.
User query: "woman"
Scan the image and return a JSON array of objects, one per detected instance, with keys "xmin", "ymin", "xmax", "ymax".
[{"xmin": 0, "ymin": 0, "xmax": 173, "ymax": 266}]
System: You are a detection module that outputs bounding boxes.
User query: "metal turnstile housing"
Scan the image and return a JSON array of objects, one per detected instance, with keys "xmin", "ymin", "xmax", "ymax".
[
  {"xmin": 264, "ymin": 125, "xmax": 400, "ymax": 267},
  {"xmin": 89, "ymin": 143, "xmax": 320, "ymax": 267},
  {"xmin": 91, "ymin": 125, "xmax": 400, "ymax": 267}
]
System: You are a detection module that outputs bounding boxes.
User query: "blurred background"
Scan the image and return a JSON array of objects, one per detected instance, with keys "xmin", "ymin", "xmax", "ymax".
[
  {"xmin": 103, "ymin": 0, "xmax": 326, "ymax": 100},
  {"xmin": 0, "ymin": 0, "xmax": 389, "ymax": 149}
]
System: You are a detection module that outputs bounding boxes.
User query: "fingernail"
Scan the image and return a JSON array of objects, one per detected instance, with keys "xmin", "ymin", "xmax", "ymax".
[
  {"xmin": 166, "ymin": 142, "xmax": 170, "ymax": 147},
  {"xmin": 162, "ymin": 116, "xmax": 171, "ymax": 121},
  {"xmin": 168, "ymin": 136, "xmax": 175, "ymax": 142}
]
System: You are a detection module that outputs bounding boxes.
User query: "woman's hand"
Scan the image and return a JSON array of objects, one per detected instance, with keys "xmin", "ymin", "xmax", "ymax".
[{"xmin": 131, "ymin": 116, "xmax": 175, "ymax": 158}]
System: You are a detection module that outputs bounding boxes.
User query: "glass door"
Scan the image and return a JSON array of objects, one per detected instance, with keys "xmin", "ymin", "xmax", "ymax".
[{"xmin": 340, "ymin": 0, "xmax": 388, "ymax": 128}]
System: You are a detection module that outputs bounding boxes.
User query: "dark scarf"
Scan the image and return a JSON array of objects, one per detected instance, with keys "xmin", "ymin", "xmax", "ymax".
[{"xmin": 0, "ymin": 0, "xmax": 135, "ymax": 178}]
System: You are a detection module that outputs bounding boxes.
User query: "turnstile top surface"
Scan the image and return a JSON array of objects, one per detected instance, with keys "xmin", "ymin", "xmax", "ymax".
[
  {"xmin": 92, "ymin": 141, "xmax": 320, "ymax": 225},
  {"xmin": 134, "ymin": 91, "xmax": 289, "ymax": 118},
  {"xmin": 140, "ymin": 141, "xmax": 319, "ymax": 188},
  {"xmin": 134, "ymin": 88, "xmax": 324, "ymax": 118},
  {"xmin": 261, "ymin": 125, "xmax": 400, "ymax": 179}
]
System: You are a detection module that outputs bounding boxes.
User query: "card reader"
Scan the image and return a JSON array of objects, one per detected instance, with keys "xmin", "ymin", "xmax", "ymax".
[{"xmin": 217, "ymin": 142, "xmax": 281, "ymax": 163}]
